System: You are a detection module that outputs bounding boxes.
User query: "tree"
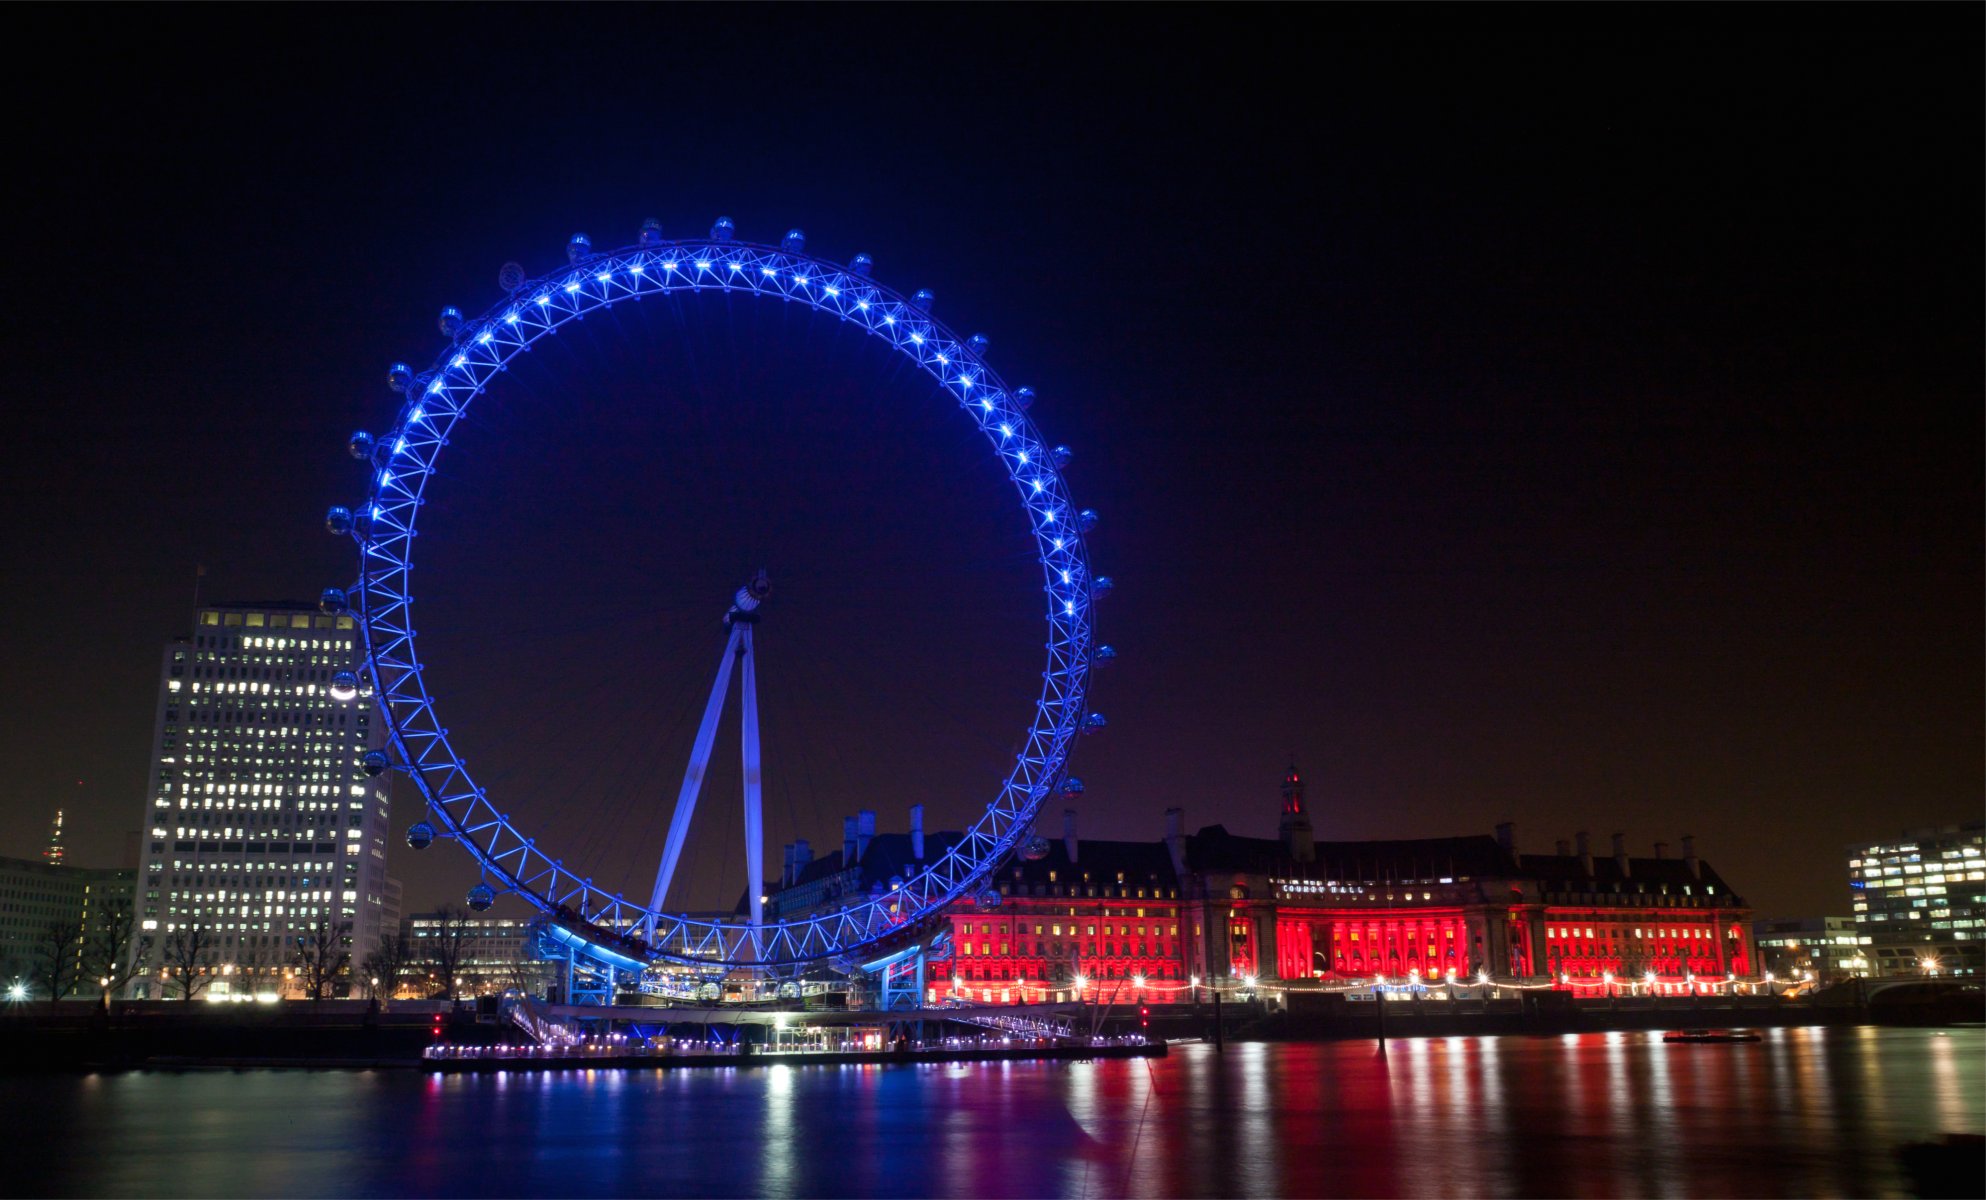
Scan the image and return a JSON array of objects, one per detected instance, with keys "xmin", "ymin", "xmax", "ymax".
[
  {"xmin": 502, "ymin": 954, "xmax": 548, "ymax": 998},
  {"xmin": 292, "ymin": 914, "xmax": 351, "ymax": 1000},
  {"xmin": 361, "ymin": 931, "xmax": 414, "ymax": 1001},
  {"xmin": 81, "ymin": 903, "xmax": 149, "ymax": 1001},
  {"xmin": 161, "ymin": 924, "xmax": 214, "ymax": 1000},
  {"xmin": 423, "ymin": 906, "xmax": 472, "ymax": 1000},
  {"xmin": 32, "ymin": 919, "xmax": 79, "ymax": 1001}
]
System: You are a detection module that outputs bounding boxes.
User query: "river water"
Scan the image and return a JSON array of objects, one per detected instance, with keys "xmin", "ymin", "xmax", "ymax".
[{"xmin": 4, "ymin": 1027, "xmax": 1978, "ymax": 1198}]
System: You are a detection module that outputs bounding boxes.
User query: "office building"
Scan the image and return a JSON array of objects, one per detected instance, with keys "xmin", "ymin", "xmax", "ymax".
[
  {"xmin": 403, "ymin": 912, "xmax": 555, "ymax": 998},
  {"xmin": 129, "ymin": 601, "xmax": 391, "ymax": 998},
  {"xmin": 0, "ymin": 855, "xmax": 137, "ymax": 997},
  {"xmin": 1848, "ymin": 822, "xmax": 1984, "ymax": 977},
  {"xmin": 1753, "ymin": 915, "xmax": 1867, "ymax": 982}
]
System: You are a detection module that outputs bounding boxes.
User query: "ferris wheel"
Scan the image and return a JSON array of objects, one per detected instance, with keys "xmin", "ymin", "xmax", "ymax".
[{"xmin": 322, "ymin": 218, "xmax": 1112, "ymax": 971}]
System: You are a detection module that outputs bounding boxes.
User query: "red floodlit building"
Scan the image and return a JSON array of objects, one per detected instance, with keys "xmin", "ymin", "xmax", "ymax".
[
  {"xmin": 764, "ymin": 769, "xmax": 1759, "ymax": 1004},
  {"xmin": 927, "ymin": 811, "xmax": 1187, "ymax": 1005},
  {"xmin": 1181, "ymin": 768, "xmax": 1757, "ymax": 992}
]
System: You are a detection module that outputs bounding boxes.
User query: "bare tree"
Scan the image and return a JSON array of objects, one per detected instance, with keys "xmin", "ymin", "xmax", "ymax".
[
  {"xmin": 161, "ymin": 924, "xmax": 214, "ymax": 1000},
  {"xmin": 81, "ymin": 903, "xmax": 149, "ymax": 1001},
  {"xmin": 361, "ymin": 930, "xmax": 414, "ymax": 1000},
  {"xmin": 32, "ymin": 920, "xmax": 79, "ymax": 1000},
  {"xmin": 423, "ymin": 906, "xmax": 472, "ymax": 1000},
  {"xmin": 502, "ymin": 954, "xmax": 551, "ymax": 998},
  {"xmin": 292, "ymin": 914, "xmax": 352, "ymax": 1000}
]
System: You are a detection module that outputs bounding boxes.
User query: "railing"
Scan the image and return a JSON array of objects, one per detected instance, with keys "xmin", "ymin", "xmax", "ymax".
[
  {"xmin": 944, "ymin": 1008, "xmax": 1076, "ymax": 1040},
  {"xmin": 504, "ymin": 994, "xmax": 581, "ymax": 1047}
]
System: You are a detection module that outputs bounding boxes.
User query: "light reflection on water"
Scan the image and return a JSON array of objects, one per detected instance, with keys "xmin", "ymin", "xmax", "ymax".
[{"xmin": 1, "ymin": 1027, "xmax": 1978, "ymax": 1198}]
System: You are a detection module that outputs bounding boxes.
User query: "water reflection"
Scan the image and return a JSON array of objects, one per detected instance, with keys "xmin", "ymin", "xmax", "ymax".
[{"xmin": 0, "ymin": 1028, "xmax": 1977, "ymax": 1198}]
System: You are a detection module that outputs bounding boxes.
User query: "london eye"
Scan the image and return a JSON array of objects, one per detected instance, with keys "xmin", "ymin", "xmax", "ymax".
[{"xmin": 323, "ymin": 218, "xmax": 1109, "ymax": 978}]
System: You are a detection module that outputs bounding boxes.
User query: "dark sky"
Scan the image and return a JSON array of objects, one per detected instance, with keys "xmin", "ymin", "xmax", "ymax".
[{"xmin": 3, "ymin": 7, "xmax": 1978, "ymax": 922}]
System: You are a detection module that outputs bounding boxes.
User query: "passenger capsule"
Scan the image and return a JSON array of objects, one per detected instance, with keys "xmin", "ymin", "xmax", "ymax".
[
  {"xmin": 639, "ymin": 218, "xmax": 664, "ymax": 247},
  {"xmin": 1019, "ymin": 836, "xmax": 1052, "ymax": 862},
  {"xmin": 1061, "ymin": 777, "xmax": 1086, "ymax": 797},
  {"xmin": 566, "ymin": 233, "xmax": 593, "ymax": 264},
  {"xmin": 1051, "ymin": 445, "xmax": 1072, "ymax": 468},
  {"xmin": 1078, "ymin": 508, "xmax": 1100, "ymax": 532},
  {"xmin": 968, "ymin": 333, "xmax": 990, "ymax": 358},
  {"xmin": 711, "ymin": 216, "xmax": 736, "ymax": 241},
  {"xmin": 1014, "ymin": 386, "xmax": 1036, "ymax": 411},
  {"xmin": 467, "ymin": 883, "xmax": 496, "ymax": 912},
  {"xmin": 1094, "ymin": 644, "xmax": 1117, "ymax": 665},
  {"xmin": 849, "ymin": 253, "xmax": 874, "ymax": 276},
  {"xmin": 781, "ymin": 228, "xmax": 806, "ymax": 253},
  {"xmin": 348, "ymin": 431, "xmax": 375, "ymax": 461},
  {"xmin": 437, "ymin": 306, "xmax": 464, "ymax": 338},
  {"xmin": 387, "ymin": 363, "xmax": 413, "ymax": 393},
  {"xmin": 498, "ymin": 261, "xmax": 527, "ymax": 292},
  {"xmin": 361, "ymin": 750, "xmax": 390, "ymax": 777},
  {"xmin": 406, "ymin": 821, "xmax": 436, "ymax": 851},
  {"xmin": 1092, "ymin": 576, "xmax": 1114, "ymax": 598},
  {"xmin": 319, "ymin": 587, "xmax": 348, "ymax": 615},
  {"xmin": 324, "ymin": 505, "xmax": 354, "ymax": 536},
  {"xmin": 1083, "ymin": 712, "xmax": 1108, "ymax": 734},
  {"xmin": 910, "ymin": 288, "xmax": 935, "ymax": 312},
  {"xmin": 328, "ymin": 671, "xmax": 359, "ymax": 702},
  {"xmin": 976, "ymin": 888, "xmax": 1004, "ymax": 908}
]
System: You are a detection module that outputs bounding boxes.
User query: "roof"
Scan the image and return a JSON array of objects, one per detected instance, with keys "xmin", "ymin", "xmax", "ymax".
[
  {"xmin": 747, "ymin": 831, "xmax": 969, "ymax": 912},
  {"xmin": 1515, "ymin": 852, "xmax": 1741, "ymax": 901},
  {"xmin": 1186, "ymin": 825, "xmax": 1517, "ymax": 880},
  {"xmin": 994, "ymin": 837, "xmax": 1180, "ymax": 888},
  {"xmin": 1186, "ymin": 825, "xmax": 1745, "ymax": 904}
]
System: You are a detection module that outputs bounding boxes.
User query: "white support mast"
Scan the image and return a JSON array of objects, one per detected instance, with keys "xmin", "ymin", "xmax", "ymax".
[{"xmin": 646, "ymin": 572, "xmax": 771, "ymax": 941}]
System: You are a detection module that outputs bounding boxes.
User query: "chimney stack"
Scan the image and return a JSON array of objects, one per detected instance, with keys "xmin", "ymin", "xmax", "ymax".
[
  {"xmin": 793, "ymin": 838, "xmax": 812, "ymax": 877},
  {"xmin": 1164, "ymin": 807, "xmax": 1186, "ymax": 876},
  {"xmin": 909, "ymin": 803, "xmax": 925, "ymax": 862},
  {"xmin": 857, "ymin": 810, "xmax": 876, "ymax": 861},
  {"xmin": 782, "ymin": 843, "xmax": 796, "ymax": 889},
  {"xmin": 1612, "ymin": 832, "xmax": 1630, "ymax": 877},
  {"xmin": 1576, "ymin": 831, "xmax": 1594, "ymax": 877},
  {"xmin": 1495, "ymin": 821, "xmax": 1517, "ymax": 856},
  {"xmin": 1556, "ymin": 838, "xmax": 1571, "ymax": 857},
  {"xmin": 843, "ymin": 816, "xmax": 858, "ymax": 864},
  {"xmin": 1063, "ymin": 808, "xmax": 1079, "ymax": 863},
  {"xmin": 1683, "ymin": 835, "xmax": 1700, "ymax": 879},
  {"xmin": 1654, "ymin": 841, "xmax": 1668, "ymax": 860}
]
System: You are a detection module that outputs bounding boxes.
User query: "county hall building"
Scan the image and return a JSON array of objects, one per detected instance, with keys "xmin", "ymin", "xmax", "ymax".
[{"xmin": 766, "ymin": 767, "xmax": 1757, "ymax": 1002}]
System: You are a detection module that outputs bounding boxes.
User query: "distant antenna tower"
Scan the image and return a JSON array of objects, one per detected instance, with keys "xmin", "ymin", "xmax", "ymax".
[{"xmin": 43, "ymin": 809, "xmax": 65, "ymax": 865}]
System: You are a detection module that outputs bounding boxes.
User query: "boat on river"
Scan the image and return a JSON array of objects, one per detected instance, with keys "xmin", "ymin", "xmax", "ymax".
[{"xmin": 1663, "ymin": 1029, "xmax": 1762, "ymax": 1044}]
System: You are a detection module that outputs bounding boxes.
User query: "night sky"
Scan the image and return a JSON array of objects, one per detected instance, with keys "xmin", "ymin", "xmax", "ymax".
[{"xmin": 4, "ymin": 8, "xmax": 1978, "ymax": 922}]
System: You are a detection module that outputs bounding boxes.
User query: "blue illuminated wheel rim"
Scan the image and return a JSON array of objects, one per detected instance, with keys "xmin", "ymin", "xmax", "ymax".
[{"xmin": 337, "ymin": 221, "xmax": 1101, "ymax": 969}]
